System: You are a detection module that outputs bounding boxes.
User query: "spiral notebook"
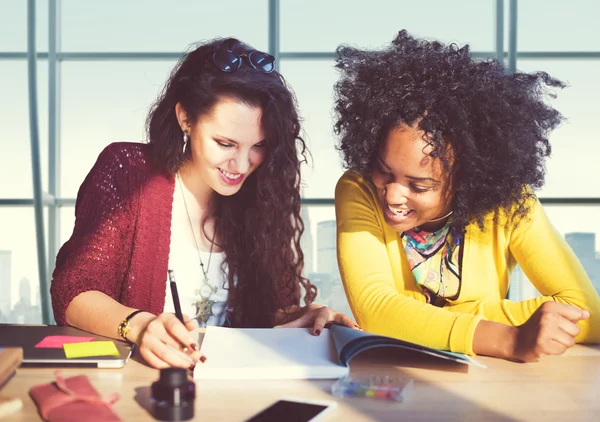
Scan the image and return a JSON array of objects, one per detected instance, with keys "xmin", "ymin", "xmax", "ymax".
[{"xmin": 194, "ymin": 325, "xmax": 483, "ymax": 380}]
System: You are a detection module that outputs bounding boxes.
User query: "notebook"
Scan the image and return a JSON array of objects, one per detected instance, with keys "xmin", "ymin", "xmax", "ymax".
[
  {"xmin": 0, "ymin": 324, "xmax": 131, "ymax": 368},
  {"xmin": 194, "ymin": 325, "xmax": 483, "ymax": 380},
  {"xmin": 0, "ymin": 347, "xmax": 24, "ymax": 419},
  {"xmin": 0, "ymin": 347, "xmax": 23, "ymax": 389}
]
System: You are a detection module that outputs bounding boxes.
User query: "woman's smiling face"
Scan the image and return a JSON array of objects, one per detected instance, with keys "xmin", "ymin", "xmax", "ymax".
[
  {"xmin": 177, "ymin": 96, "xmax": 266, "ymax": 197},
  {"xmin": 371, "ymin": 123, "xmax": 454, "ymax": 233}
]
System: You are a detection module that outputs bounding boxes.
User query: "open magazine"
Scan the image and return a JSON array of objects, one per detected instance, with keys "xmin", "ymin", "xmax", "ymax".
[
  {"xmin": 194, "ymin": 325, "xmax": 483, "ymax": 380},
  {"xmin": 331, "ymin": 325, "xmax": 483, "ymax": 368}
]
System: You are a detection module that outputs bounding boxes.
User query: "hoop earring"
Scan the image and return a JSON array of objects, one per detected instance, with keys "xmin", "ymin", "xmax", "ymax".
[
  {"xmin": 428, "ymin": 210, "xmax": 453, "ymax": 223},
  {"xmin": 182, "ymin": 131, "xmax": 189, "ymax": 154}
]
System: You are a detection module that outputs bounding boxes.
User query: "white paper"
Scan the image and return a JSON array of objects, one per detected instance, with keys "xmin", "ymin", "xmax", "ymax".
[{"xmin": 194, "ymin": 327, "xmax": 349, "ymax": 380}]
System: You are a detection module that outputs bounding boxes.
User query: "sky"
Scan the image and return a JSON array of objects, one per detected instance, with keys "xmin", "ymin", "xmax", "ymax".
[{"xmin": 1, "ymin": 0, "xmax": 600, "ymax": 310}]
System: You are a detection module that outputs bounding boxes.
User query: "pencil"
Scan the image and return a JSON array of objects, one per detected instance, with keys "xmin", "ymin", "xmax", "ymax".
[{"xmin": 167, "ymin": 269, "xmax": 185, "ymax": 324}]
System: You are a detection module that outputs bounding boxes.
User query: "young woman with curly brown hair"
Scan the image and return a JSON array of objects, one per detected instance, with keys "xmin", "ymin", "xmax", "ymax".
[
  {"xmin": 333, "ymin": 30, "xmax": 600, "ymax": 362},
  {"xmin": 51, "ymin": 38, "xmax": 357, "ymax": 370}
]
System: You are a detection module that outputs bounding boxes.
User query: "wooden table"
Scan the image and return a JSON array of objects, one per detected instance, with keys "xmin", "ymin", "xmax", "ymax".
[{"xmin": 3, "ymin": 342, "xmax": 600, "ymax": 421}]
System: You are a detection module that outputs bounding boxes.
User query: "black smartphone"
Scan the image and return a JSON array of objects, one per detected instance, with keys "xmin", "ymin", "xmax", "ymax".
[{"xmin": 245, "ymin": 397, "xmax": 337, "ymax": 422}]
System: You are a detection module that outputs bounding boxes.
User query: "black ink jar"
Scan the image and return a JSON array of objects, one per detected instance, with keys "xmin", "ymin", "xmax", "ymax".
[{"xmin": 151, "ymin": 367, "xmax": 196, "ymax": 421}]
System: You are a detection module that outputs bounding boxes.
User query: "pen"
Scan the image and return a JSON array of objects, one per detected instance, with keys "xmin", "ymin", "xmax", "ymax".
[
  {"xmin": 168, "ymin": 269, "xmax": 185, "ymax": 324},
  {"xmin": 168, "ymin": 269, "xmax": 205, "ymax": 362}
]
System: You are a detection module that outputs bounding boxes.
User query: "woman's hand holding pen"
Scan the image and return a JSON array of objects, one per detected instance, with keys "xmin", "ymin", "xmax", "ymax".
[
  {"xmin": 129, "ymin": 311, "xmax": 206, "ymax": 369},
  {"xmin": 274, "ymin": 304, "xmax": 361, "ymax": 335}
]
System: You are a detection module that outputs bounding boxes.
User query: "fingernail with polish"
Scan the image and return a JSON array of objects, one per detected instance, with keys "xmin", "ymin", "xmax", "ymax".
[
  {"xmin": 199, "ymin": 355, "xmax": 207, "ymax": 363},
  {"xmin": 189, "ymin": 363, "xmax": 196, "ymax": 371},
  {"xmin": 315, "ymin": 329, "xmax": 321, "ymax": 336},
  {"xmin": 191, "ymin": 343, "xmax": 200, "ymax": 351}
]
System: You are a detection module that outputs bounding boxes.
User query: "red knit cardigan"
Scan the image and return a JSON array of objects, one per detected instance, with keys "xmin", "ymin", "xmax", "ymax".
[
  {"xmin": 52, "ymin": 142, "xmax": 299, "ymax": 326},
  {"xmin": 51, "ymin": 142, "xmax": 176, "ymax": 325}
]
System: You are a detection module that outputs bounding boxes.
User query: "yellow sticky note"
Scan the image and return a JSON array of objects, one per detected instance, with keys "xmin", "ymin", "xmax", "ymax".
[{"xmin": 63, "ymin": 341, "xmax": 120, "ymax": 359}]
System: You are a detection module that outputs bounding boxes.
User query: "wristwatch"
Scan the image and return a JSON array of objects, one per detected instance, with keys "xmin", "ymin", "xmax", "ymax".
[{"xmin": 117, "ymin": 309, "xmax": 145, "ymax": 344}]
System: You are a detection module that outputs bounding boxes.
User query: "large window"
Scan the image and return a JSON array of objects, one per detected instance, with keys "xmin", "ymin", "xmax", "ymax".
[
  {"xmin": 1, "ymin": 0, "xmax": 599, "ymax": 324},
  {"xmin": 60, "ymin": 0, "xmax": 269, "ymax": 52},
  {"xmin": 0, "ymin": 208, "xmax": 45, "ymax": 323},
  {"xmin": 280, "ymin": 0, "xmax": 496, "ymax": 52},
  {"xmin": 517, "ymin": 60, "xmax": 600, "ymax": 198},
  {"xmin": 60, "ymin": 61, "xmax": 175, "ymax": 197}
]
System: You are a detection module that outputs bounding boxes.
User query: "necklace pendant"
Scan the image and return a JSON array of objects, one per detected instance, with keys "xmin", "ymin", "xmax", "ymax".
[
  {"xmin": 202, "ymin": 273, "xmax": 218, "ymax": 294},
  {"xmin": 196, "ymin": 277, "xmax": 218, "ymax": 299},
  {"xmin": 195, "ymin": 298, "xmax": 217, "ymax": 324}
]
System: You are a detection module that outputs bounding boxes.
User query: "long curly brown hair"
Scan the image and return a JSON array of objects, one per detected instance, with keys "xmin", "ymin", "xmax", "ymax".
[{"xmin": 146, "ymin": 37, "xmax": 316, "ymax": 327}]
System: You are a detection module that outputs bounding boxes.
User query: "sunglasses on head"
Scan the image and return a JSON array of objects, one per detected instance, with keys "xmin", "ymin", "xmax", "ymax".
[{"xmin": 212, "ymin": 49, "xmax": 275, "ymax": 74}]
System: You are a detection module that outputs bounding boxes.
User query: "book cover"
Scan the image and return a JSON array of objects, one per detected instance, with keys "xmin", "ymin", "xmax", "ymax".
[
  {"xmin": 0, "ymin": 347, "xmax": 23, "ymax": 389},
  {"xmin": 194, "ymin": 326, "xmax": 483, "ymax": 380}
]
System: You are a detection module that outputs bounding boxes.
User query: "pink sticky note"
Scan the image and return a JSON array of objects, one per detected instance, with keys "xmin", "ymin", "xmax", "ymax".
[{"xmin": 35, "ymin": 335, "xmax": 95, "ymax": 348}]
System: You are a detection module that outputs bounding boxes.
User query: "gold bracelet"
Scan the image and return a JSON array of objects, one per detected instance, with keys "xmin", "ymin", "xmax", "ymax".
[{"xmin": 117, "ymin": 309, "xmax": 145, "ymax": 344}]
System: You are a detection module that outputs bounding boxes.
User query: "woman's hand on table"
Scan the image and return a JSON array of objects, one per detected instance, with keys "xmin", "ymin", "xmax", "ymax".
[
  {"xmin": 510, "ymin": 302, "xmax": 588, "ymax": 362},
  {"xmin": 274, "ymin": 304, "xmax": 361, "ymax": 335}
]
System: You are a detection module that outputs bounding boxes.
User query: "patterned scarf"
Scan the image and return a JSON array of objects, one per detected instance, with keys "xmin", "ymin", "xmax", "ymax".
[{"xmin": 401, "ymin": 221, "xmax": 463, "ymax": 306}]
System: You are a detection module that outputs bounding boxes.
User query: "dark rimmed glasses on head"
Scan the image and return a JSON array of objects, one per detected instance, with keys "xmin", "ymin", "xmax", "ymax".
[{"xmin": 212, "ymin": 49, "xmax": 275, "ymax": 73}]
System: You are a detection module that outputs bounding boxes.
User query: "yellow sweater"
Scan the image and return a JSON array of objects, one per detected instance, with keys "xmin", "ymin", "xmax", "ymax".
[{"xmin": 335, "ymin": 170, "xmax": 600, "ymax": 355}]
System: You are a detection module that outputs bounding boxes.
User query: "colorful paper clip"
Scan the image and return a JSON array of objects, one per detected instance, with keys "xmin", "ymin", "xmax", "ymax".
[{"xmin": 331, "ymin": 374, "xmax": 413, "ymax": 402}]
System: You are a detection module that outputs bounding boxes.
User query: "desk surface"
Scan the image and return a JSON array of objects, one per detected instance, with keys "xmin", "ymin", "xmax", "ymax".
[{"xmin": 3, "ymin": 339, "xmax": 600, "ymax": 422}]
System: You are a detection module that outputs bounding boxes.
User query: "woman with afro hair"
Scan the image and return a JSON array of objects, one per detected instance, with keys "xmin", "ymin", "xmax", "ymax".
[{"xmin": 333, "ymin": 30, "xmax": 600, "ymax": 362}]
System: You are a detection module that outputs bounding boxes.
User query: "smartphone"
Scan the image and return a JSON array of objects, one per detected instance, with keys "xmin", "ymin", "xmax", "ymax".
[{"xmin": 245, "ymin": 396, "xmax": 338, "ymax": 422}]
